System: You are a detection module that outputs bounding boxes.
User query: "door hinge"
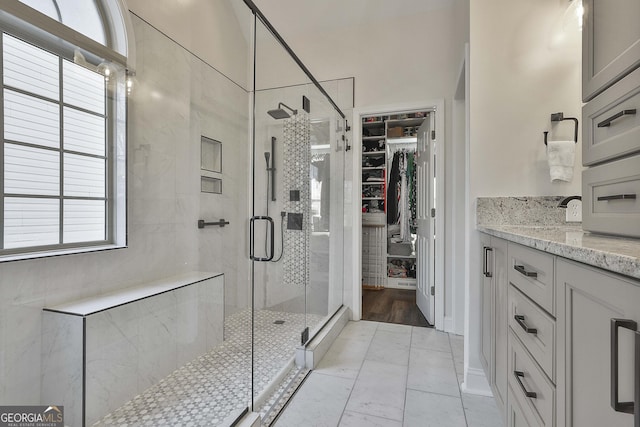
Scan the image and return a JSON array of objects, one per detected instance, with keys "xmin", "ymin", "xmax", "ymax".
[
  {"xmin": 430, "ymin": 286, "xmax": 435, "ymax": 296},
  {"xmin": 301, "ymin": 327, "xmax": 309, "ymax": 345},
  {"xmin": 431, "ymin": 208, "xmax": 436, "ymax": 218},
  {"xmin": 431, "ymin": 130, "xmax": 436, "ymax": 140}
]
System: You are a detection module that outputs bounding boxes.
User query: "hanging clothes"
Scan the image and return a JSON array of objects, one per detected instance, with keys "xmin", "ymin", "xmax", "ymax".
[
  {"xmin": 386, "ymin": 148, "xmax": 416, "ymax": 240},
  {"xmin": 407, "ymin": 152, "xmax": 417, "ymax": 234},
  {"xmin": 387, "ymin": 152, "xmax": 401, "ymax": 224},
  {"xmin": 399, "ymin": 153, "xmax": 410, "ymax": 241}
]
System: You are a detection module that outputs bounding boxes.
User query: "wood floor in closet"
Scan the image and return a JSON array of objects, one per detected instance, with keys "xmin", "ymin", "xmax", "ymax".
[{"xmin": 362, "ymin": 288, "xmax": 430, "ymax": 327}]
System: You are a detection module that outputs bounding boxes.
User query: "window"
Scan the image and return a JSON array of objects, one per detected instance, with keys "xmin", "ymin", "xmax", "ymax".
[{"xmin": 0, "ymin": 1, "xmax": 130, "ymax": 260}]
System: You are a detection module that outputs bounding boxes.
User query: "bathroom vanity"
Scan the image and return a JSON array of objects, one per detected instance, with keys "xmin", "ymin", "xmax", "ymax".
[{"xmin": 478, "ymin": 221, "xmax": 640, "ymax": 426}]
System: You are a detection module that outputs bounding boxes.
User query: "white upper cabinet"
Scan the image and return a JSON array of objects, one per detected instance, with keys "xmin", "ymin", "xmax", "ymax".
[{"xmin": 583, "ymin": 0, "xmax": 640, "ymax": 101}]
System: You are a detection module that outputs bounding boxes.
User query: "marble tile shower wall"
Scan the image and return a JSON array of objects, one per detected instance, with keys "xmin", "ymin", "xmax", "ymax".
[{"xmin": 0, "ymin": 14, "xmax": 250, "ymax": 404}]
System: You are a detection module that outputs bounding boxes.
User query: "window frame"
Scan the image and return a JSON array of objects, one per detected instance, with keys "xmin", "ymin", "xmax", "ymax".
[{"xmin": 0, "ymin": 1, "xmax": 129, "ymax": 262}]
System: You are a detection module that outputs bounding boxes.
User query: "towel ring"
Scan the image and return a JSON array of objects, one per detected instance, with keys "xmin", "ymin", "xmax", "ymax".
[{"xmin": 544, "ymin": 112, "xmax": 578, "ymax": 145}]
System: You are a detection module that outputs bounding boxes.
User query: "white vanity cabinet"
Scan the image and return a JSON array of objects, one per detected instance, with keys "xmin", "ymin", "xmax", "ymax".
[
  {"xmin": 480, "ymin": 235, "xmax": 509, "ymax": 417},
  {"xmin": 506, "ymin": 243, "xmax": 557, "ymax": 427},
  {"xmin": 479, "ymin": 220, "xmax": 640, "ymax": 427},
  {"xmin": 582, "ymin": 0, "xmax": 640, "ymax": 101},
  {"xmin": 556, "ymin": 258, "xmax": 640, "ymax": 427},
  {"xmin": 582, "ymin": 0, "xmax": 640, "ymax": 237}
]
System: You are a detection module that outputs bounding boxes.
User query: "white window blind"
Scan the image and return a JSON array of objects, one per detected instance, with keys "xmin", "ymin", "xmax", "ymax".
[
  {"xmin": 2, "ymin": 33, "xmax": 108, "ymax": 252},
  {"xmin": 4, "ymin": 89, "xmax": 60, "ymax": 148},
  {"xmin": 3, "ymin": 34, "xmax": 59, "ymax": 100},
  {"xmin": 4, "ymin": 198, "xmax": 59, "ymax": 249},
  {"xmin": 4, "ymin": 143, "xmax": 60, "ymax": 195}
]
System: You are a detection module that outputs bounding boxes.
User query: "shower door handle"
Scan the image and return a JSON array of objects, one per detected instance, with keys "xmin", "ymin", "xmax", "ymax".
[{"xmin": 249, "ymin": 216, "xmax": 274, "ymax": 261}]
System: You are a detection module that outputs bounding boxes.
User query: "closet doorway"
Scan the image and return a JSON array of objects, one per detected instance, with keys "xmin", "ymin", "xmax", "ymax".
[{"xmin": 356, "ymin": 104, "xmax": 444, "ymax": 329}]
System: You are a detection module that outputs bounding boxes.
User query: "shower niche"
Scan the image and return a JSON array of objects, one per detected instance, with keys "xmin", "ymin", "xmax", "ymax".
[{"xmin": 201, "ymin": 136, "xmax": 222, "ymax": 194}]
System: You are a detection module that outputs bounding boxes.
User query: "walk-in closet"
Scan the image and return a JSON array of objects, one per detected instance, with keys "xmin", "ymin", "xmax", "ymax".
[{"xmin": 360, "ymin": 110, "xmax": 434, "ymax": 327}]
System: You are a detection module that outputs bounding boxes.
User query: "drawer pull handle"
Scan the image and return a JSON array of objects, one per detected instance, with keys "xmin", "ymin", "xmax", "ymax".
[
  {"xmin": 597, "ymin": 109, "xmax": 637, "ymax": 128},
  {"xmin": 610, "ymin": 318, "xmax": 640, "ymax": 419},
  {"xmin": 598, "ymin": 194, "xmax": 637, "ymax": 202},
  {"xmin": 483, "ymin": 246, "xmax": 493, "ymax": 278},
  {"xmin": 514, "ymin": 265, "xmax": 537, "ymax": 278},
  {"xmin": 515, "ymin": 315, "xmax": 538, "ymax": 334},
  {"xmin": 514, "ymin": 371, "xmax": 537, "ymax": 399}
]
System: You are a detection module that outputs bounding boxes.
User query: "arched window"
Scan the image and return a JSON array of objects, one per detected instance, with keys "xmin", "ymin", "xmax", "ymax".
[
  {"xmin": 0, "ymin": 0, "xmax": 133, "ymax": 260},
  {"xmin": 18, "ymin": 0, "xmax": 108, "ymax": 45}
]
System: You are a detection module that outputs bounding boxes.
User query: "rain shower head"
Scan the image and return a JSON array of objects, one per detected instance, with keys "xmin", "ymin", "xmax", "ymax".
[{"xmin": 267, "ymin": 102, "xmax": 297, "ymax": 120}]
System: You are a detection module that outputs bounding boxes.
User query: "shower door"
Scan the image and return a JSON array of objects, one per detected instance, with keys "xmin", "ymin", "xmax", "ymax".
[
  {"xmin": 249, "ymin": 15, "xmax": 349, "ymax": 409},
  {"xmin": 250, "ymin": 23, "xmax": 310, "ymax": 406},
  {"xmin": 249, "ymin": 85, "xmax": 310, "ymax": 403}
]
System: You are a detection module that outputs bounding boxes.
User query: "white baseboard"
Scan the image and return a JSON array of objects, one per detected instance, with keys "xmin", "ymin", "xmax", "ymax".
[
  {"xmin": 461, "ymin": 367, "xmax": 493, "ymax": 397},
  {"xmin": 443, "ymin": 316, "xmax": 454, "ymax": 333}
]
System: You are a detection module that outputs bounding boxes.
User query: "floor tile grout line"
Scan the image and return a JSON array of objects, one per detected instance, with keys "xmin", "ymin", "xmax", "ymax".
[
  {"xmin": 336, "ymin": 321, "xmax": 379, "ymax": 426},
  {"xmin": 345, "ymin": 408, "xmax": 406, "ymax": 425},
  {"xmin": 401, "ymin": 326, "xmax": 419, "ymax": 425},
  {"xmin": 411, "ymin": 346, "xmax": 456, "ymax": 354},
  {"xmin": 405, "ymin": 386, "xmax": 468, "ymax": 400},
  {"xmin": 449, "ymin": 332, "xmax": 471, "ymax": 427}
]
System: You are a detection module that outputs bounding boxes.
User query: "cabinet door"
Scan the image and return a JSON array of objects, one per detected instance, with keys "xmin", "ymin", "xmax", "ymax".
[
  {"xmin": 583, "ymin": 0, "xmax": 640, "ymax": 101},
  {"xmin": 557, "ymin": 259, "xmax": 640, "ymax": 427},
  {"xmin": 493, "ymin": 238, "xmax": 509, "ymax": 414},
  {"xmin": 508, "ymin": 384, "xmax": 536, "ymax": 427},
  {"xmin": 480, "ymin": 234, "xmax": 493, "ymax": 377}
]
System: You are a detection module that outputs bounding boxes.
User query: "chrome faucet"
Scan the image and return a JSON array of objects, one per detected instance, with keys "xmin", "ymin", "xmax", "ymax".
[{"xmin": 558, "ymin": 195, "xmax": 581, "ymax": 208}]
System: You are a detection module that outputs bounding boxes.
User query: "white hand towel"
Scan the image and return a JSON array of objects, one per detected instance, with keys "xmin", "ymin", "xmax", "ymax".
[{"xmin": 547, "ymin": 140, "xmax": 575, "ymax": 182}]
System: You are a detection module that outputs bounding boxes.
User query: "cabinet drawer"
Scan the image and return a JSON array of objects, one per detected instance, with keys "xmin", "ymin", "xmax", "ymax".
[
  {"xmin": 583, "ymin": 66, "xmax": 640, "ymax": 165},
  {"xmin": 582, "ymin": 154, "xmax": 640, "ymax": 237},
  {"xmin": 508, "ymin": 243, "xmax": 555, "ymax": 315},
  {"xmin": 509, "ymin": 332, "xmax": 555, "ymax": 427},
  {"xmin": 508, "ymin": 384, "xmax": 540, "ymax": 427},
  {"xmin": 509, "ymin": 285, "xmax": 556, "ymax": 382},
  {"xmin": 582, "ymin": 0, "xmax": 640, "ymax": 101}
]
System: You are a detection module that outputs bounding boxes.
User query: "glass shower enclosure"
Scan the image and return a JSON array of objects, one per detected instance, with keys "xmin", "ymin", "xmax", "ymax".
[{"xmin": 244, "ymin": 0, "xmax": 350, "ymax": 420}]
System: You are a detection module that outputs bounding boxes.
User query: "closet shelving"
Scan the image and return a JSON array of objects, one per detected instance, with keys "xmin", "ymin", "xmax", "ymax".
[
  {"xmin": 361, "ymin": 112, "xmax": 427, "ymax": 290},
  {"xmin": 361, "ymin": 118, "xmax": 387, "ymax": 215},
  {"xmin": 361, "ymin": 117, "xmax": 387, "ymax": 290},
  {"xmin": 385, "ymin": 115, "xmax": 424, "ymax": 288}
]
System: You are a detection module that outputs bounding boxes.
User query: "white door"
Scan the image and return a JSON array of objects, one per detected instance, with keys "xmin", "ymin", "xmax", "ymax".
[{"xmin": 416, "ymin": 117, "xmax": 436, "ymax": 325}]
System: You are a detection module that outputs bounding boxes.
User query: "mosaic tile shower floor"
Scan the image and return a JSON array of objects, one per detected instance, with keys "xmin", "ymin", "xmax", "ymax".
[{"xmin": 93, "ymin": 309, "xmax": 323, "ymax": 427}]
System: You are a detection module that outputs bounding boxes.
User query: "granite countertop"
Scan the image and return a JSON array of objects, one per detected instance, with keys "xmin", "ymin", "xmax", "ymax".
[
  {"xmin": 476, "ymin": 197, "xmax": 640, "ymax": 280},
  {"xmin": 478, "ymin": 224, "xmax": 640, "ymax": 280}
]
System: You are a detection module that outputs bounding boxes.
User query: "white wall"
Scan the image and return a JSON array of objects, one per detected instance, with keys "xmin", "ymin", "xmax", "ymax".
[
  {"xmin": 465, "ymin": 0, "xmax": 582, "ymax": 394},
  {"xmin": 0, "ymin": 10, "xmax": 250, "ymax": 404},
  {"xmin": 470, "ymin": 0, "xmax": 582, "ymax": 198},
  {"xmin": 254, "ymin": 0, "xmax": 470, "ymax": 326},
  {"xmin": 126, "ymin": 0, "xmax": 252, "ymax": 90}
]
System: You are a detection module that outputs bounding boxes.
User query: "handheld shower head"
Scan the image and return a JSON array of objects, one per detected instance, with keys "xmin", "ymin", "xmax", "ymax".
[
  {"xmin": 267, "ymin": 102, "xmax": 297, "ymax": 120},
  {"xmin": 264, "ymin": 152, "xmax": 271, "ymax": 169}
]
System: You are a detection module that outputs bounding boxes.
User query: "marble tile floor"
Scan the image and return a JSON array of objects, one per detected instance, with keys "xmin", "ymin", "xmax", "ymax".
[
  {"xmin": 273, "ymin": 321, "xmax": 503, "ymax": 427},
  {"xmin": 93, "ymin": 309, "xmax": 323, "ymax": 426}
]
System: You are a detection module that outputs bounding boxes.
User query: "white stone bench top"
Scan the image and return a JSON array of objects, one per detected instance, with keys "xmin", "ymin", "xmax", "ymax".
[{"xmin": 43, "ymin": 271, "xmax": 222, "ymax": 316}]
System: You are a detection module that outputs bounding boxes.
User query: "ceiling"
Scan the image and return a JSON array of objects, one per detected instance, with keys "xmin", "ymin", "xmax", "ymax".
[{"xmin": 252, "ymin": 0, "xmax": 452, "ymax": 37}]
